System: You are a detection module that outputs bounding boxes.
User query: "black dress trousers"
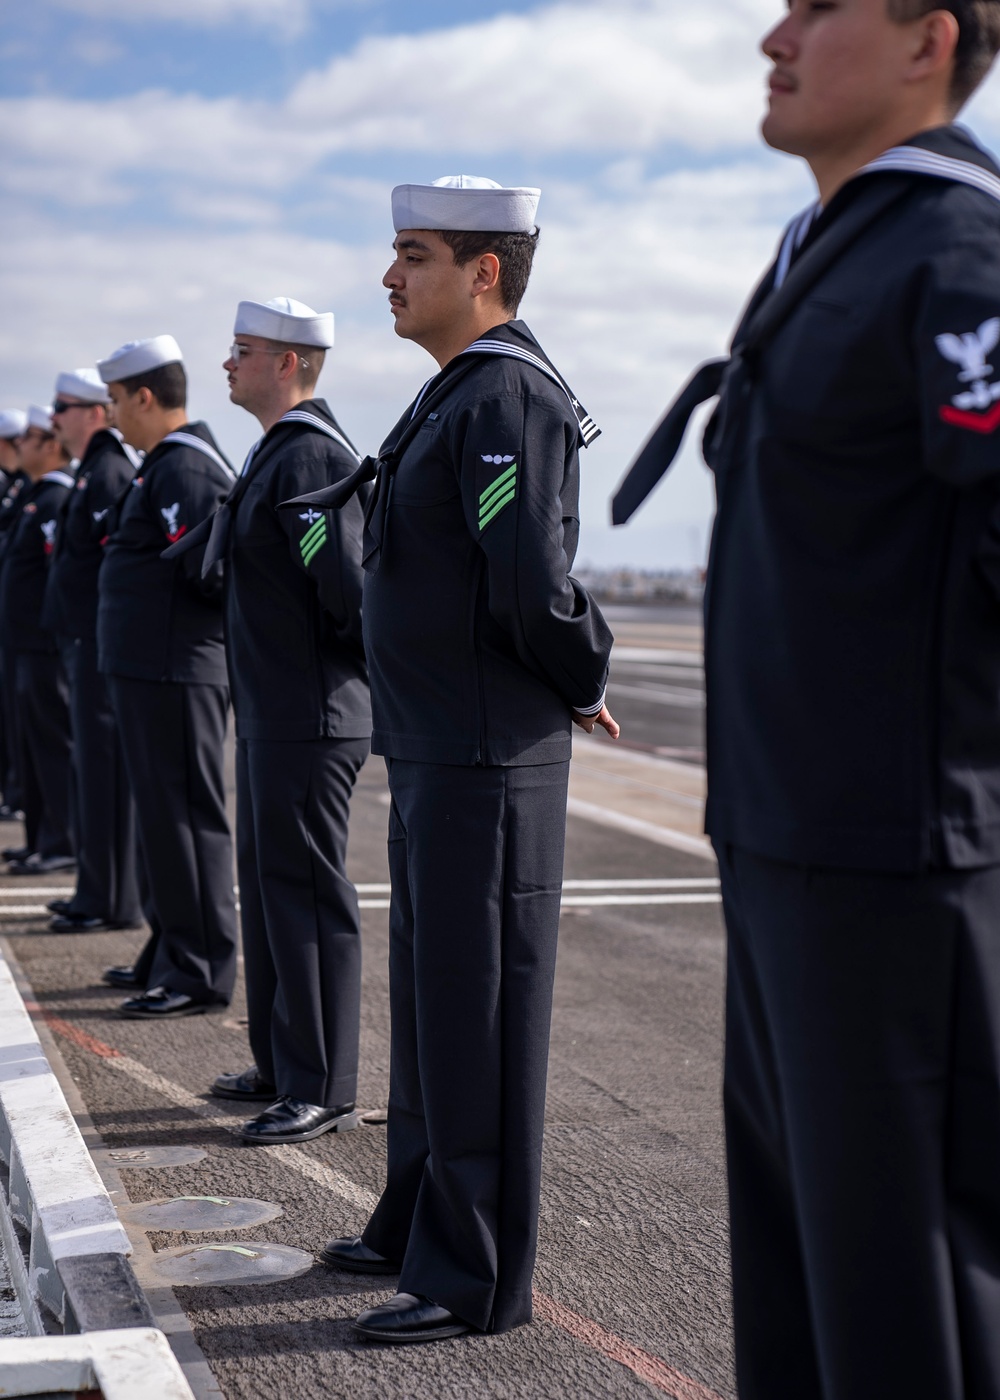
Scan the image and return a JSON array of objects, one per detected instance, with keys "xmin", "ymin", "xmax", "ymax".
[
  {"xmin": 0, "ymin": 646, "xmax": 10, "ymax": 812},
  {"xmin": 15, "ymin": 650, "xmax": 73, "ymax": 859},
  {"xmin": 1, "ymin": 645, "xmax": 24, "ymax": 816},
  {"xmin": 106, "ymin": 675, "xmax": 237, "ymax": 1005},
  {"xmin": 61, "ymin": 637, "xmax": 141, "ymax": 924},
  {"xmin": 362, "ymin": 758, "xmax": 570, "ymax": 1334},
  {"xmin": 718, "ymin": 843, "xmax": 1000, "ymax": 1400},
  {"xmin": 236, "ymin": 736, "xmax": 368, "ymax": 1106}
]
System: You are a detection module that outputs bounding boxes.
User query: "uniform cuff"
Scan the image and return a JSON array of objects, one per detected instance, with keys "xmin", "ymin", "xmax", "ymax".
[{"xmin": 574, "ymin": 689, "xmax": 606, "ymax": 717}]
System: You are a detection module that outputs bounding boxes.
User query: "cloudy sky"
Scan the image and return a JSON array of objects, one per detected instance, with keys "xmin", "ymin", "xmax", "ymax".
[{"xmin": 4, "ymin": 1, "xmax": 1000, "ymax": 568}]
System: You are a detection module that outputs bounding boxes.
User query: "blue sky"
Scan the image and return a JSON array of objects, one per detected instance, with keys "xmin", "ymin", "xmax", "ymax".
[
  {"xmin": 2, "ymin": 1, "xmax": 546, "ymax": 102},
  {"xmin": 3, "ymin": 1, "xmax": 1000, "ymax": 568}
]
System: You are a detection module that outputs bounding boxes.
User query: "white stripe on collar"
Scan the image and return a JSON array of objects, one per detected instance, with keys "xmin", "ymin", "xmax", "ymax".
[
  {"xmin": 241, "ymin": 409, "xmax": 361, "ymax": 477},
  {"xmin": 239, "ymin": 440, "xmax": 261, "ymax": 477},
  {"xmin": 276, "ymin": 409, "xmax": 361, "ymax": 463},
  {"xmin": 110, "ymin": 428, "xmax": 144, "ymax": 470},
  {"xmin": 44, "ymin": 471, "xmax": 75, "ymax": 490},
  {"xmin": 162, "ymin": 430, "xmax": 236, "ymax": 479},
  {"xmin": 774, "ymin": 204, "xmax": 820, "ymax": 289},
  {"xmin": 773, "ymin": 143, "xmax": 1000, "ymax": 291},
  {"xmin": 460, "ymin": 339, "xmax": 601, "ymax": 445},
  {"xmin": 858, "ymin": 143, "xmax": 1000, "ymax": 203},
  {"xmin": 410, "ymin": 375, "xmax": 438, "ymax": 422},
  {"xmin": 408, "ymin": 342, "xmax": 600, "ymax": 446}
]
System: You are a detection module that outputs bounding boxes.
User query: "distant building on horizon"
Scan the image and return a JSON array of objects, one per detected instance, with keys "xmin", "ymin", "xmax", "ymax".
[{"xmin": 574, "ymin": 565, "xmax": 705, "ymax": 604}]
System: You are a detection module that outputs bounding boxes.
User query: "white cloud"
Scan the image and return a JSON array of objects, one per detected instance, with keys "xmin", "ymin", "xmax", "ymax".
[
  {"xmin": 287, "ymin": 1, "xmax": 777, "ymax": 154},
  {"xmin": 0, "ymin": 149, "xmax": 810, "ymax": 567},
  {"xmin": 0, "ymin": 0, "xmax": 780, "ymax": 219},
  {"xmin": 6, "ymin": 0, "xmax": 1000, "ymax": 566}
]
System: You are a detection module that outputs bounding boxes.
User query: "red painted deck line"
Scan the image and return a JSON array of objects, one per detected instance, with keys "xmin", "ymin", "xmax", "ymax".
[
  {"xmin": 533, "ymin": 1291, "xmax": 724, "ymax": 1400},
  {"xmin": 24, "ymin": 1002, "xmax": 122, "ymax": 1059},
  {"xmin": 31, "ymin": 1004, "xmax": 723, "ymax": 1399}
]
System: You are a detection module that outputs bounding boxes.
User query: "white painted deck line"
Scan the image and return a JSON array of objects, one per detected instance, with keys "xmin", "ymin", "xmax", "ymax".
[
  {"xmin": 357, "ymin": 878, "xmax": 718, "ymax": 894},
  {"xmin": 0, "ymin": 1327, "xmax": 194, "ymax": 1399},
  {"xmin": 0, "ymin": 889, "xmax": 75, "ymax": 898},
  {"xmin": 561, "ymin": 894, "xmax": 721, "ymax": 907},
  {"xmin": 607, "ymin": 683, "xmax": 705, "ymax": 708},
  {"xmin": 563, "ymin": 878, "xmax": 718, "ymax": 889},
  {"xmin": 0, "ymin": 946, "xmax": 131, "ymax": 1329},
  {"xmin": 6, "ymin": 880, "xmax": 722, "ymax": 918},
  {"xmin": 611, "ymin": 647, "xmax": 703, "ymax": 665},
  {"xmin": 566, "ymin": 797, "xmax": 714, "ymax": 860}
]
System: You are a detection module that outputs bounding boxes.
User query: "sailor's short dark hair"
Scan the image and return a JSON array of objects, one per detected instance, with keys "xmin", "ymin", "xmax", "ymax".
[
  {"xmin": 263, "ymin": 341, "xmax": 325, "ymax": 387},
  {"xmin": 115, "ymin": 361, "xmax": 187, "ymax": 410},
  {"xmin": 438, "ymin": 228, "xmax": 540, "ymax": 314},
  {"xmin": 888, "ymin": 0, "xmax": 1000, "ymax": 105}
]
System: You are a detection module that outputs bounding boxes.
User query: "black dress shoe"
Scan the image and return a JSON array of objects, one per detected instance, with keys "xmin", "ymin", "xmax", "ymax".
[
  {"xmin": 211, "ymin": 1066, "xmax": 277, "ymax": 1101},
  {"xmin": 119, "ymin": 986, "xmax": 214, "ymax": 1020},
  {"xmin": 49, "ymin": 914, "xmax": 119, "ymax": 934},
  {"xmin": 3, "ymin": 846, "xmax": 32, "ymax": 863},
  {"xmin": 353, "ymin": 1293, "xmax": 470, "ymax": 1344},
  {"xmin": 10, "ymin": 853, "xmax": 76, "ymax": 874},
  {"xmin": 0, "ymin": 805, "xmax": 25, "ymax": 822},
  {"xmin": 240, "ymin": 1097, "xmax": 359, "ymax": 1144},
  {"xmin": 320, "ymin": 1236, "xmax": 400, "ymax": 1274},
  {"xmin": 102, "ymin": 965, "xmax": 139, "ymax": 989},
  {"xmin": 47, "ymin": 899, "xmax": 74, "ymax": 916}
]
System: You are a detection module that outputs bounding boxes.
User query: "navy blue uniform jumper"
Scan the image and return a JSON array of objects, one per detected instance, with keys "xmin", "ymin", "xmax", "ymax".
[
  {"xmin": 218, "ymin": 398, "xmax": 371, "ymax": 1107},
  {"xmin": 0, "ymin": 470, "xmax": 31, "ymax": 814},
  {"xmin": 0, "ymin": 470, "xmax": 75, "ymax": 860},
  {"xmin": 98, "ymin": 422, "xmax": 238, "ymax": 1005},
  {"xmin": 618, "ymin": 126, "xmax": 1000, "ymax": 1400},
  {"xmin": 43, "ymin": 428, "xmax": 141, "ymax": 924},
  {"xmin": 354, "ymin": 321, "xmax": 612, "ymax": 1334}
]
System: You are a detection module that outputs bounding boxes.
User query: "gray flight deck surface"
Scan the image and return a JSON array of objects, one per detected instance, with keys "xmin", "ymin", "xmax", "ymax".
[{"xmin": 0, "ymin": 602, "xmax": 733, "ymax": 1399}]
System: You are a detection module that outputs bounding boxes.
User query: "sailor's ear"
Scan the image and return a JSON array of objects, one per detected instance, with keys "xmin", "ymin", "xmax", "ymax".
[
  {"xmin": 471, "ymin": 253, "xmax": 501, "ymax": 301},
  {"xmin": 905, "ymin": 7, "xmax": 959, "ymax": 82}
]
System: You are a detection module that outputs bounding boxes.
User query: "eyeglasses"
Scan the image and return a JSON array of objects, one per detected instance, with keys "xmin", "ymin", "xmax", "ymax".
[
  {"xmin": 52, "ymin": 400, "xmax": 96, "ymax": 415},
  {"xmin": 228, "ymin": 344, "xmax": 309, "ymax": 369}
]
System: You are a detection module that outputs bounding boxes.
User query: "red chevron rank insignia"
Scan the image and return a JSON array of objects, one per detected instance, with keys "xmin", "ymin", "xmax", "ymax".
[{"xmin": 939, "ymin": 402, "xmax": 1000, "ymax": 433}]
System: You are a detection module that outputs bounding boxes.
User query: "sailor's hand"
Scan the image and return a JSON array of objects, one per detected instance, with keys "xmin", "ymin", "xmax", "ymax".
[{"xmin": 572, "ymin": 705, "xmax": 620, "ymax": 739}]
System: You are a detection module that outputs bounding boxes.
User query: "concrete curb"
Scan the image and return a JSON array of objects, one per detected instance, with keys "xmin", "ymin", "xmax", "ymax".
[
  {"xmin": 2, "ymin": 939, "xmax": 222, "ymax": 1399},
  {"xmin": 0, "ymin": 940, "xmax": 133, "ymax": 1331},
  {"xmin": 0, "ymin": 941, "xmax": 159, "ymax": 1343},
  {"xmin": 0, "ymin": 1327, "xmax": 194, "ymax": 1397}
]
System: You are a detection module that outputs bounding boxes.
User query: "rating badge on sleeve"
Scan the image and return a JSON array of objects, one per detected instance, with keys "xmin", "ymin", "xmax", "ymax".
[{"xmin": 299, "ymin": 509, "xmax": 328, "ymax": 565}]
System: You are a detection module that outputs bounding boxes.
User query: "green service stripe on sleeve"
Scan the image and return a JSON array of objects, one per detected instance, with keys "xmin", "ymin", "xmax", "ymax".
[
  {"xmin": 478, "ymin": 478, "xmax": 518, "ymax": 526},
  {"xmin": 301, "ymin": 529, "xmax": 328, "ymax": 566},
  {"xmin": 300, "ymin": 517, "xmax": 327, "ymax": 550},
  {"xmin": 300, "ymin": 519, "xmax": 328, "ymax": 559},
  {"xmin": 478, "ymin": 488, "xmax": 516, "ymax": 532},
  {"xmin": 478, "ymin": 462, "xmax": 517, "ymax": 505},
  {"xmin": 479, "ymin": 471, "xmax": 517, "ymax": 518}
]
